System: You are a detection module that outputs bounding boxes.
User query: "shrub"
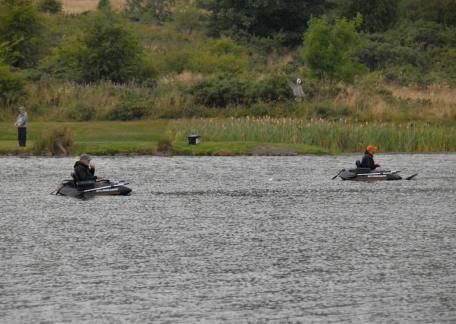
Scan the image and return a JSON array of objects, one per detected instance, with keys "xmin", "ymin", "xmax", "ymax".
[
  {"xmin": 125, "ymin": 0, "xmax": 175, "ymax": 24},
  {"xmin": 189, "ymin": 73, "xmax": 249, "ymax": 107},
  {"xmin": 356, "ymin": 35, "xmax": 417, "ymax": 70},
  {"xmin": 37, "ymin": 0, "xmax": 62, "ymax": 14},
  {"xmin": 97, "ymin": 0, "xmax": 110, "ymax": 10},
  {"xmin": 108, "ymin": 94, "xmax": 150, "ymax": 120},
  {"xmin": 342, "ymin": 0, "xmax": 398, "ymax": 33},
  {"xmin": 66, "ymin": 102, "xmax": 96, "ymax": 121},
  {"xmin": 34, "ymin": 126, "xmax": 74, "ymax": 155},
  {"xmin": 247, "ymin": 74, "xmax": 292, "ymax": 103},
  {"xmin": 190, "ymin": 37, "xmax": 249, "ymax": 73},
  {"xmin": 311, "ymin": 103, "xmax": 353, "ymax": 119},
  {"xmin": 173, "ymin": 7, "xmax": 207, "ymax": 34},
  {"xmin": 190, "ymin": 73, "xmax": 293, "ymax": 108},
  {"xmin": 0, "ymin": 62, "xmax": 26, "ymax": 106},
  {"xmin": 383, "ymin": 64, "xmax": 421, "ymax": 86},
  {"xmin": 156, "ymin": 135, "xmax": 173, "ymax": 154}
]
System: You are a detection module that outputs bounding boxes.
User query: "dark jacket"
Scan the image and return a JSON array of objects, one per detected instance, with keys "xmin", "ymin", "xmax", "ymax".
[
  {"xmin": 360, "ymin": 151, "xmax": 380, "ymax": 170},
  {"xmin": 73, "ymin": 161, "xmax": 96, "ymax": 182}
]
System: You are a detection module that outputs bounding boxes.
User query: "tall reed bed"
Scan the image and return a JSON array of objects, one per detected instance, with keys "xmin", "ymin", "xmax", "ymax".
[{"xmin": 170, "ymin": 117, "xmax": 455, "ymax": 153}]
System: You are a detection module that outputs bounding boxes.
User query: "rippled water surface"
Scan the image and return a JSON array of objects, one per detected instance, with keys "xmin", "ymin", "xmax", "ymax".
[{"xmin": 1, "ymin": 154, "xmax": 455, "ymax": 323}]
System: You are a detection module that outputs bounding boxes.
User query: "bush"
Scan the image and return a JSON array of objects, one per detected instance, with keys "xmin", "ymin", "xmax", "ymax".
[
  {"xmin": 37, "ymin": 0, "xmax": 62, "ymax": 14},
  {"xmin": 34, "ymin": 126, "xmax": 74, "ymax": 155},
  {"xmin": 342, "ymin": 0, "xmax": 398, "ymax": 33},
  {"xmin": 356, "ymin": 35, "xmax": 417, "ymax": 70},
  {"xmin": 311, "ymin": 103, "xmax": 353, "ymax": 119},
  {"xmin": 190, "ymin": 37, "xmax": 249, "ymax": 73},
  {"xmin": 247, "ymin": 74, "xmax": 292, "ymax": 103},
  {"xmin": 384, "ymin": 64, "xmax": 422, "ymax": 85},
  {"xmin": 0, "ymin": 63, "xmax": 26, "ymax": 107},
  {"xmin": 97, "ymin": 0, "xmax": 110, "ymax": 10},
  {"xmin": 125, "ymin": 0, "xmax": 175, "ymax": 24},
  {"xmin": 108, "ymin": 94, "xmax": 150, "ymax": 120},
  {"xmin": 66, "ymin": 102, "xmax": 96, "ymax": 121},
  {"xmin": 189, "ymin": 73, "xmax": 293, "ymax": 108},
  {"xmin": 173, "ymin": 7, "xmax": 207, "ymax": 33},
  {"xmin": 156, "ymin": 135, "xmax": 173, "ymax": 154},
  {"xmin": 189, "ymin": 73, "xmax": 250, "ymax": 107}
]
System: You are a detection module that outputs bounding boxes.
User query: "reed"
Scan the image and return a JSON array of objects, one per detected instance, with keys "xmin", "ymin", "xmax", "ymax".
[
  {"xmin": 0, "ymin": 119, "xmax": 453, "ymax": 155},
  {"xmin": 169, "ymin": 117, "xmax": 456, "ymax": 153}
]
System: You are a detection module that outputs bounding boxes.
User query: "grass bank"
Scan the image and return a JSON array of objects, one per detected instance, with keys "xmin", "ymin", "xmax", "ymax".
[{"xmin": 1, "ymin": 119, "xmax": 454, "ymax": 156}]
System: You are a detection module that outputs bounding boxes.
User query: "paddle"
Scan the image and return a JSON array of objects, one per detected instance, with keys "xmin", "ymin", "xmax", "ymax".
[
  {"xmin": 332, "ymin": 169, "xmax": 344, "ymax": 180},
  {"xmin": 405, "ymin": 173, "xmax": 418, "ymax": 180}
]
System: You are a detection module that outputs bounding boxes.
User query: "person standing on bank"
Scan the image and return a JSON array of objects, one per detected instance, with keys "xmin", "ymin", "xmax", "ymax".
[{"xmin": 14, "ymin": 106, "xmax": 28, "ymax": 147}]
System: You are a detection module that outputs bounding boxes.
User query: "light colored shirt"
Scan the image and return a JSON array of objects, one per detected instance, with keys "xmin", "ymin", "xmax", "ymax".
[{"xmin": 16, "ymin": 112, "xmax": 28, "ymax": 127}]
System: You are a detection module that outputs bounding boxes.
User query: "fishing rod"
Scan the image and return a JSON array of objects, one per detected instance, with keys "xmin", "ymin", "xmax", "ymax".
[{"xmin": 82, "ymin": 182, "xmax": 129, "ymax": 193}]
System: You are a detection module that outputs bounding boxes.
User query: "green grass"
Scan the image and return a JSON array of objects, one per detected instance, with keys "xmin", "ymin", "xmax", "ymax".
[{"xmin": 0, "ymin": 119, "xmax": 454, "ymax": 156}]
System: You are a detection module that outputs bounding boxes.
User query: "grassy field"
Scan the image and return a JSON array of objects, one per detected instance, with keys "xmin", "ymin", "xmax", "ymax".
[{"xmin": 1, "ymin": 119, "xmax": 454, "ymax": 156}]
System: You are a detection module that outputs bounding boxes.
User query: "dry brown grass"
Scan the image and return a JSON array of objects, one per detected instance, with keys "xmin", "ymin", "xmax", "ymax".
[
  {"xmin": 330, "ymin": 83, "xmax": 456, "ymax": 121},
  {"xmin": 62, "ymin": 0, "xmax": 126, "ymax": 13},
  {"xmin": 387, "ymin": 84, "xmax": 456, "ymax": 105},
  {"xmin": 159, "ymin": 72, "xmax": 205, "ymax": 85}
]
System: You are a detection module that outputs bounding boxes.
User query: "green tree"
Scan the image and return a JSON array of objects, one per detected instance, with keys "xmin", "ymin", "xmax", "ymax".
[
  {"xmin": 78, "ymin": 12, "xmax": 153, "ymax": 82},
  {"xmin": 37, "ymin": 0, "xmax": 62, "ymax": 14},
  {"xmin": 0, "ymin": 61, "xmax": 26, "ymax": 107},
  {"xmin": 125, "ymin": 0, "xmax": 175, "ymax": 23},
  {"xmin": 342, "ymin": 0, "xmax": 398, "ymax": 33},
  {"xmin": 0, "ymin": 0, "xmax": 43, "ymax": 67},
  {"xmin": 302, "ymin": 16, "xmax": 366, "ymax": 82},
  {"xmin": 199, "ymin": 0, "xmax": 330, "ymax": 46},
  {"xmin": 44, "ymin": 12, "xmax": 156, "ymax": 83},
  {"xmin": 97, "ymin": 0, "xmax": 111, "ymax": 11}
]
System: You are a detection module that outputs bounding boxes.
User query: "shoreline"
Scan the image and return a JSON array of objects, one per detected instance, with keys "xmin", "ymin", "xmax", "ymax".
[
  {"xmin": 1, "ymin": 148, "xmax": 455, "ymax": 158},
  {"xmin": 1, "ymin": 120, "xmax": 454, "ymax": 157}
]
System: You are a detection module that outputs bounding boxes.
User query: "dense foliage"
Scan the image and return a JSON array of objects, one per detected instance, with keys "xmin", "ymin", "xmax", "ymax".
[
  {"xmin": 0, "ymin": 0, "xmax": 454, "ymax": 121},
  {"xmin": 125, "ymin": 0, "xmax": 175, "ymax": 23},
  {"xmin": 0, "ymin": 62, "xmax": 26, "ymax": 106},
  {"xmin": 43, "ymin": 12, "xmax": 156, "ymax": 83},
  {"xmin": 199, "ymin": 0, "xmax": 330, "ymax": 46},
  {"xmin": 302, "ymin": 16, "xmax": 366, "ymax": 82},
  {"xmin": 342, "ymin": 0, "xmax": 398, "ymax": 32},
  {"xmin": 190, "ymin": 73, "xmax": 292, "ymax": 107},
  {"xmin": 0, "ymin": 0, "xmax": 43, "ymax": 67},
  {"xmin": 37, "ymin": 0, "xmax": 62, "ymax": 13}
]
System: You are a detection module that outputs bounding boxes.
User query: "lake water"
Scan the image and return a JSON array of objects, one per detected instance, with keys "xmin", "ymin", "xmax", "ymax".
[{"xmin": 1, "ymin": 154, "xmax": 455, "ymax": 323}]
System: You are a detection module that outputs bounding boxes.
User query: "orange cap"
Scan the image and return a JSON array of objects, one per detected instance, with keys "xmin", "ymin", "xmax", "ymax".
[{"xmin": 367, "ymin": 145, "xmax": 378, "ymax": 153}]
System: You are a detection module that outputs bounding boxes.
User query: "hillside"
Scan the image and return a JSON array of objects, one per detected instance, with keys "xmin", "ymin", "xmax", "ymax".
[{"xmin": 0, "ymin": 0, "xmax": 455, "ymax": 154}]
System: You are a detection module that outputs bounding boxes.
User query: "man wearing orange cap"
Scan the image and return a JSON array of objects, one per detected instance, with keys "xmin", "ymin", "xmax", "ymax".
[{"xmin": 359, "ymin": 145, "xmax": 380, "ymax": 170}]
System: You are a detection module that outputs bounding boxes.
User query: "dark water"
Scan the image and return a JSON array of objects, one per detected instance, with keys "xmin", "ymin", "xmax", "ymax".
[{"xmin": 1, "ymin": 154, "xmax": 455, "ymax": 323}]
